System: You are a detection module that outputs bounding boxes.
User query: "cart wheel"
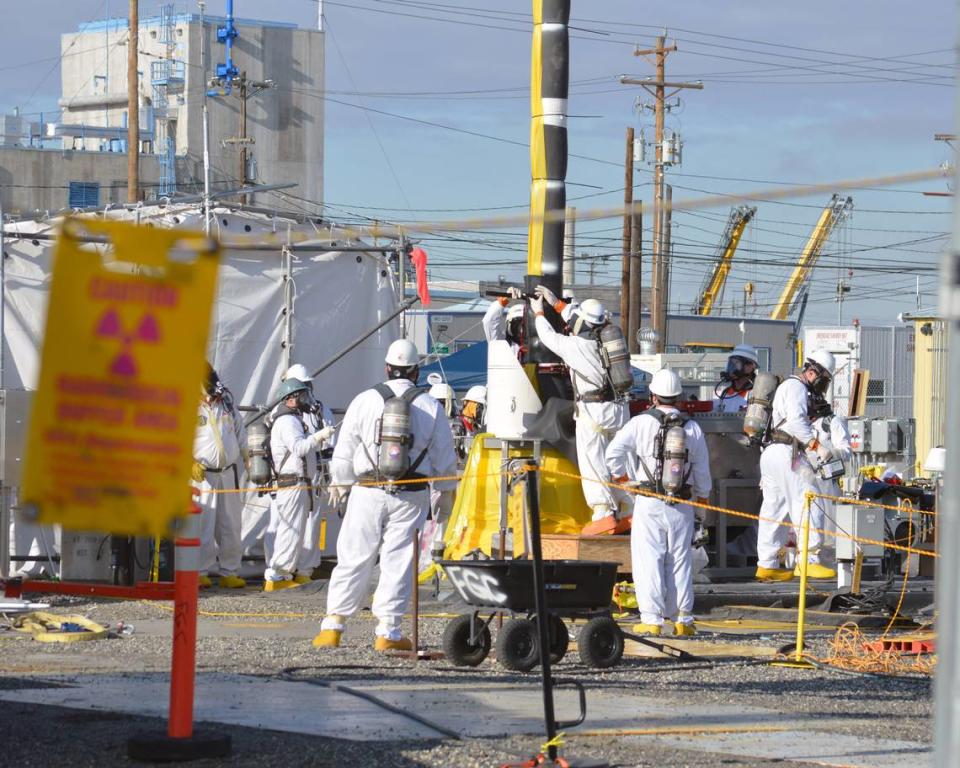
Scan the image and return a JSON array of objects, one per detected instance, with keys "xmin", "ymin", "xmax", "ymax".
[
  {"xmin": 578, "ymin": 616, "xmax": 624, "ymax": 669},
  {"xmin": 548, "ymin": 615, "xmax": 570, "ymax": 664},
  {"xmin": 496, "ymin": 618, "xmax": 540, "ymax": 672},
  {"xmin": 442, "ymin": 615, "xmax": 491, "ymax": 667}
]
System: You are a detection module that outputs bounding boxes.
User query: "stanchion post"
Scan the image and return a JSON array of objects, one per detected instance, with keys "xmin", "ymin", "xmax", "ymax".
[
  {"xmin": 794, "ymin": 493, "xmax": 813, "ymax": 664},
  {"xmin": 128, "ymin": 501, "xmax": 231, "ymax": 761},
  {"xmin": 412, "ymin": 527, "xmax": 420, "ymax": 662}
]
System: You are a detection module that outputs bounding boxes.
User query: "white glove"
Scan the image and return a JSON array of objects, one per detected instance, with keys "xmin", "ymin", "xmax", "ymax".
[
  {"xmin": 529, "ymin": 295, "xmax": 545, "ymax": 315},
  {"xmin": 507, "ymin": 286, "xmax": 523, "ymax": 299},
  {"xmin": 435, "ymin": 489, "xmax": 455, "ymax": 524},
  {"xmin": 535, "ymin": 284, "xmax": 558, "ymax": 306},
  {"xmin": 327, "ymin": 484, "xmax": 348, "ymax": 508},
  {"xmin": 314, "ymin": 425, "xmax": 336, "ymax": 444},
  {"xmin": 815, "ymin": 443, "xmax": 832, "ymax": 463}
]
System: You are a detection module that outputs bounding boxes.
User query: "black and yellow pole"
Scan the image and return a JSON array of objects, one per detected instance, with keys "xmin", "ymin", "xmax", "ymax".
[
  {"xmin": 528, "ymin": 0, "xmax": 568, "ymax": 296},
  {"xmin": 526, "ymin": 0, "xmax": 570, "ymax": 374}
]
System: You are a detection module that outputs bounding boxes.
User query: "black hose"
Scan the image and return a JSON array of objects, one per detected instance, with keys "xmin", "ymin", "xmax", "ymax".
[{"xmin": 279, "ymin": 667, "xmax": 463, "ymax": 740}]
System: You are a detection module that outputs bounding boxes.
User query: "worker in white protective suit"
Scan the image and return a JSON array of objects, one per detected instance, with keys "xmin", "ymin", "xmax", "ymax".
[
  {"xmin": 314, "ymin": 339, "xmax": 458, "ymax": 652},
  {"xmin": 606, "ymin": 368, "xmax": 712, "ymax": 636},
  {"xmin": 756, "ymin": 349, "xmax": 838, "ymax": 581},
  {"xmin": 192, "ymin": 364, "xmax": 248, "ymax": 589},
  {"xmin": 275, "ymin": 364, "xmax": 337, "ymax": 581},
  {"xmin": 482, "ymin": 287, "xmax": 526, "ymax": 356},
  {"xmin": 264, "ymin": 377, "xmax": 334, "ymax": 590},
  {"xmin": 713, "ymin": 344, "xmax": 759, "ymax": 414},
  {"xmin": 809, "ymin": 394, "xmax": 852, "ymax": 561},
  {"xmin": 531, "ymin": 287, "xmax": 630, "ymax": 535}
]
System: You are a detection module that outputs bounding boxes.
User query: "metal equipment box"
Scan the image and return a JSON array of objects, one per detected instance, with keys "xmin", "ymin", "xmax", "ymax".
[
  {"xmin": 835, "ymin": 503, "xmax": 885, "ymax": 560},
  {"xmin": 61, "ymin": 531, "xmax": 112, "ymax": 582},
  {"xmin": 848, "ymin": 419, "xmax": 869, "ymax": 453},
  {"xmin": 870, "ymin": 419, "xmax": 900, "ymax": 454}
]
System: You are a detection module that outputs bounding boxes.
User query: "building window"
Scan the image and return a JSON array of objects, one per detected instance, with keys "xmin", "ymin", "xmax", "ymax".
[
  {"xmin": 68, "ymin": 181, "xmax": 100, "ymax": 209},
  {"xmin": 866, "ymin": 379, "xmax": 886, "ymax": 405}
]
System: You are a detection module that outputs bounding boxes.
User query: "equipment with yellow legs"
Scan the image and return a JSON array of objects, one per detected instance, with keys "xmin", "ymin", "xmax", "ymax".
[{"xmin": 771, "ymin": 492, "xmax": 818, "ymax": 669}]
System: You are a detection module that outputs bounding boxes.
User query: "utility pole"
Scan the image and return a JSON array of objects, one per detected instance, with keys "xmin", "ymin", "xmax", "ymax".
[
  {"xmin": 224, "ymin": 71, "xmax": 272, "ymax": 204},
  {"xmin": 628, "ymin": 203, "xmax": 642, "ymax": 353},
  {"xmin": 661, "ymin": 183, "xmax": 673, "ymax": 332},
  {"xmin": 126, "ymin": 0, "xmax": 139, "ymax": 203},
  {"xmin": 621, "ymin": 127, "xmax": 634, "ymax": 335},
  {"xmin": 563, "ymin": 207, "xmax": 576, "ymax": 292},
  {"xmin": 621, "ymin": 35, "xmax": 702, "ymax": 351}
]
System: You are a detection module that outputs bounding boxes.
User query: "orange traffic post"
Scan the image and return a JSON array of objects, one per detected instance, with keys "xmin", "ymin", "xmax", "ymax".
[{"xmin": 128, "ymin": 501, "xmax": 231, "ymax": 761}]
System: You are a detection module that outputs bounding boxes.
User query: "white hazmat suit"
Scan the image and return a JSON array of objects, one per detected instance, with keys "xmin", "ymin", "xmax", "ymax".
[
  {"xmin": 320, "ymin": 379, "xmax": 457, "ymax": 641},
  {"xmin": 757, "ymin": 377, "xmax": 822, "ymax": 568},
  {"xmin": 607, "ymin": 408, "xmax": 712, "ymax": 628},
  {"xmin": 534, "ymin": 314, "xmax": 629, "ymax": 519},
  {"xmin": 193, "ymin": 396, "xmax": 246, "ymax": 577},
  {"xmin": 712, "ymin": 387, "xmax": 749, "ymax": 414},
  {"xmin": 265, "ymin": 410, "xmax": 325, "ymax": 582}
]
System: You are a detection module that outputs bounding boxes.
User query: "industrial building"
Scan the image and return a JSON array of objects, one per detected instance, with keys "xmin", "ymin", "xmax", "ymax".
[{"xmin": 0, "ymin": 7, "xmax": 324, "ymax": 214}]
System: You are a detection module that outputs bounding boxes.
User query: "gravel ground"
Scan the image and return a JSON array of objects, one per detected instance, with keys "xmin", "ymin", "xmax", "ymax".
[{"xmin": 0, "ymin": 583, "xmax": 933, "ymax": 767}]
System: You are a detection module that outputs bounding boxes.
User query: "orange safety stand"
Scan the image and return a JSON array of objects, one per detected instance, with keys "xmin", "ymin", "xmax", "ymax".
[{"xmin": 128, "ymin": 502, "xmax": 231, "ymax": 761}]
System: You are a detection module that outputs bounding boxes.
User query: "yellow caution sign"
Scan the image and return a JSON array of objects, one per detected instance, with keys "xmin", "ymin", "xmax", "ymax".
[{"xmin": 21, "ymin": 218, "xmax": 220, "ymax": 536}]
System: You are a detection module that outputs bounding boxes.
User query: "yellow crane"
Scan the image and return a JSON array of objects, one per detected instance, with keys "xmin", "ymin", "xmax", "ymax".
[
  {"xmin": 769, "ymin": 194, "xmax": 853, "ymax": 321},
  {"xmin": 693, "ymin": 205, "xmax": 756, "ymax": 315}
]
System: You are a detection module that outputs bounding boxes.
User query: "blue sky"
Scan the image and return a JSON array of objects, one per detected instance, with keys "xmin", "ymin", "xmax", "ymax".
[{"xmin": 1, "ymin": 0, "xmax": 955, "ymax": 325}]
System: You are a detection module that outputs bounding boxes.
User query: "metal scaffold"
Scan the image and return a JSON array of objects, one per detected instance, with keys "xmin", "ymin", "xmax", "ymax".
[{"xmin": 150, "ymin": 3, "xmax": 184, "ymax": 196}]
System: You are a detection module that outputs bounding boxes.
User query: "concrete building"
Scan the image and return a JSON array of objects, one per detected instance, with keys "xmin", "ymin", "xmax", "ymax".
[{"xmin": 0, "ymin": 10, "xmax": 323, "ymax": 214}]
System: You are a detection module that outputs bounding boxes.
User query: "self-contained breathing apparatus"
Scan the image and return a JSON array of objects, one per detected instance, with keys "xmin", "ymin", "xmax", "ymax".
[
  {"xmin": 743, "ymin": 371, "xmax": 780, "ymax": 444},
  {"xmin": 368, "ymin": 384, "xmax": 432, "ymax": 490},
  {"xmin": 637, "ymin": 408, "xmax": 693, "ymax": 505},
  {"xmin": 247, "ymin": 384, "xmax": 316, "ymax": 489},
  {"xmin": 570, "ymin": 317, "xmax": 634, "ymax": 402},
  {"xmin": 714, "ymin": 354, "xmax": 757, "ymax": 402}
]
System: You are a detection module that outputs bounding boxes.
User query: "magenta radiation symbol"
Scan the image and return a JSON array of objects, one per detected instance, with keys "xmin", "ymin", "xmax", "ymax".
[{"xmin": 95, "ymin": 308, "xmax": 161, "ymax": 378}]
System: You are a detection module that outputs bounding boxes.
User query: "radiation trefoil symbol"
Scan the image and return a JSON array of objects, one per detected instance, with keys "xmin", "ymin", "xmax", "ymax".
[{"xmin": 95, "ymin": 308, "xmax": 161, "ymax": 378}]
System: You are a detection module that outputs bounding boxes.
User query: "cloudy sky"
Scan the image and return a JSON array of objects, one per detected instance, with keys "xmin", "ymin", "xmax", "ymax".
[{"xmin": 1, "ymin": 0, "xmax": 955, "ymax": 325}]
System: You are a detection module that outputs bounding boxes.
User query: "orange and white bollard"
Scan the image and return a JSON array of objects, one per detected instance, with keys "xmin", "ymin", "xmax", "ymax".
[{"xmin": 128, "ymin": 500, "xmax": 231, "ymax": 761}]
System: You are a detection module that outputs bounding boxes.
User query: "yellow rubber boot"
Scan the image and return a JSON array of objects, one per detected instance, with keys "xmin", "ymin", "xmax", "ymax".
[
  {"xmin": 198, "ymin": 575, "xmax": 213, "ymax": 589},
  {"xmin": 631, "ymin": 623, "xmax": 662, "ymax": 636},
  {"xmin": 374, "ymin": 636, "xmax": 413, "ymax": 652},
  {"xmin": 313, "ymin": 629, "xmax": 343, "ymax": 648},
  {"xmin": 264, "ymin": 579, "xmax": 300, "ymax": 592},
  {"xmin": 218, "ymin": 575, "xmax": 246, "ymax": 589},
  {"xmin": 293, "ymin": 574, "xmax": 312, "ymax": 585},
  {"xmin": 755, "ymin": 567, "xmax": 794, "ymax": 582},
  {"xmin": 794, "ymin": 562, "xmax": 837, "ymax": 579},
  {"xmin": 674, "ymin": 622, "xmax": 696, "ymax": 637}
]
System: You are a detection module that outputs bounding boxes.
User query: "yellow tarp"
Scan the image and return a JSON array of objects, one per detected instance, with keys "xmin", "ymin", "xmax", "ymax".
[{"xmin": 443, "ymin": 434, "xmax": 592, "ymax": 560}]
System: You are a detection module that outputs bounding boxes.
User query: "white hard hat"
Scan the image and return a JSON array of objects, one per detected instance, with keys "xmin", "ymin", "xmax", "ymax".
[
  {"xmin": 464, "ymin": 385, "xmax": 487, "ymax": 406},
  {"xmin": 578, "ymin": 298, "xmax": 607, "ymax": 326},
  {"xmin": 506, "ymin": 304, "xmax": 524, "ymax": 322},
  {"xmin": 385, "ymin": 339, "xmax": 419, "ymax": 367},
  {"xmin": 283, "ymin": 363, "xmax": 312, "ymax": 382},
  {"xmin": 729, "ymin": 344, "xmax": 759, "ymax": 365},
  {"xmin": 806, "ymin": 348, "xmax": 836, "ymax": 377},
  {"xmin": 650, "ymin": 368, "xmax": 683, "ymax": 398},
  {"xmin": 429, "ymin": 382, "xmax": 454, "ymax": 402}
]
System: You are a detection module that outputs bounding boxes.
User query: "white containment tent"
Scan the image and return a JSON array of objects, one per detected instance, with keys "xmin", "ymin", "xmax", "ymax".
[{"xmin": 1, "ymin": 203, "xmax": 403, "ymax": 577}]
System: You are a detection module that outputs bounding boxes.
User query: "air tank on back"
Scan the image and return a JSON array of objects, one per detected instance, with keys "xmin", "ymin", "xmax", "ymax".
[
  {"xmin": 661, "ymin": 422, "xmax": 688, "ymax": 499},
  {"xmin": 744, "ymin": 372, "xmax": 780, "ymax": 443},
  {"xmin": 600, "ymin": 324, "xmax": 633, "ymax": 395},
  {"xmin": 378, "ymin": 396, "xmax": 413, "ymax": 480},
  {"xmin": 246, "ymin": 421, "xmax": 272, "ymax": 486}
]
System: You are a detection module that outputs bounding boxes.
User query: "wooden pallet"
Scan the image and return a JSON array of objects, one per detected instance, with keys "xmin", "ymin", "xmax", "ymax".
[{"xmin": 540, "ymin": 534, "xmax": 632, "ymax": 572}]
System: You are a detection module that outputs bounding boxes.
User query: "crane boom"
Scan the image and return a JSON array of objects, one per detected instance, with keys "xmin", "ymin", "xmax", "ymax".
[
  {"xmin": 769, "ymin": 194, "xmax": 853, "ymax": 321},
  {"xmin": 694, "ymin": 205, "xmax": 756, "ymax": 316}
]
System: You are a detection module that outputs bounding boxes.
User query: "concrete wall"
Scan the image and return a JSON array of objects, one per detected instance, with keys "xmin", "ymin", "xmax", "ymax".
[
  {"xmin": 0, "ymin": 146, "xmax": 203, "ymax": 214},
  {"xmin": 3, "ymin": 13, "xmax": 324, "ymax": 212}
]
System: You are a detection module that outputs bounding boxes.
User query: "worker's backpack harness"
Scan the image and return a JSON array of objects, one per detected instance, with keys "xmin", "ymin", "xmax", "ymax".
[
  {"xmin": 573, "ymin": 323, "xmax": 634, "ymax": 403},
  {"xmin": 361, "ymin": 384, "xmax": 432, "ymax": 493},
  {"xmin": 636, "ymin": 408, "xmax": 693, "ymax": 505}
]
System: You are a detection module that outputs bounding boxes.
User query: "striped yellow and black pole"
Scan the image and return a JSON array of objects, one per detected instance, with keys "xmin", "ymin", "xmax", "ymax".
[
  {"xmin": 527, "ymin": 0, "xmax": 569, "ymax": 297},
  {"xmin": 525, "ymin": 0, "xmax": 570, "ymax": 372}
]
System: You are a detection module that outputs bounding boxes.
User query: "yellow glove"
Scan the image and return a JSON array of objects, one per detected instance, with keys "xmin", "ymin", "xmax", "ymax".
[{"xmin": 191, "ymin": 461, "xmax": 206, "ymax": 483}]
